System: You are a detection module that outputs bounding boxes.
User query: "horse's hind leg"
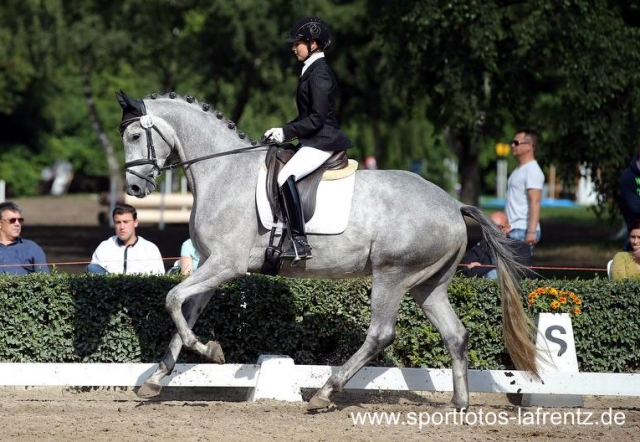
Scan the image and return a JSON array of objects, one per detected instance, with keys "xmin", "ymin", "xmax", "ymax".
[
  {"xmin": 137, "ymin": 291, "xmax": 219, "ymax": 399},
  {"xmin": 308, "ymin": 278, "xmax": 405, "ymax": 410},
  {"xmin": 410, "ymin": 280, "xmax": 469, "ymax": 409}
]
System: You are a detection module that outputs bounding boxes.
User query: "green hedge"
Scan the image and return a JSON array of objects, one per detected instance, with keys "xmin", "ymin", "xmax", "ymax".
[{"xmin": 0, "ymin": 272, "xmax": 638, "ymax": 373}]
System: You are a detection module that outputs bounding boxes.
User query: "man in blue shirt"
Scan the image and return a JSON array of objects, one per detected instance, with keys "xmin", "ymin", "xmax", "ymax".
[{"xmin": 0, "ymin": 201, "xmax": 50, "ymax": 274}]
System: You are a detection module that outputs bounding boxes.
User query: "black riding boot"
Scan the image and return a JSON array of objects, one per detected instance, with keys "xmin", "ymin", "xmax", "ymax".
[{"xmin": 279, "ymin": 176, "xmax": 312, "ymax": 261}]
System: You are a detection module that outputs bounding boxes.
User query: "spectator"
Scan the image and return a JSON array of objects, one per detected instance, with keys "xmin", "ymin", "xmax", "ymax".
[
  {"xmin": 0, "ymin": 201, "xmax": 50, "ymax": 274},
  {"xmin": 611, "ymin": 218, "xmax": 640, "ymax": 279},
  {"xmin": 87, "ymin": 204, "xmax": 165, "ymax": 275},
  {"xmin": 619, "ymin": 139, "xmax": 640, "ymax": 248},
  {"xmin": 180, "ymin": 238, "xmax": 201, "ymax": 275},
  {"xmin": 461, "ymin": 211, "xmax": 532, "ymax": 279},
  {"xmin": 505, "ymin": 129, "xmax": 545, "ymax": 253}
]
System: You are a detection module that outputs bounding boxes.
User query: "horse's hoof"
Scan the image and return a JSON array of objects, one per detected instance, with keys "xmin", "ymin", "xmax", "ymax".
[
  {"xmin": 205, "ymin": 341, "xmax": 225, "ymax": 364},
  {"xmin": 137, "ymin": 381, "xmax": 162, "ymax": 399},
  {"xmin": 449, "ymin": 399, "xmax": 469, "ymax": 412},
  {"xmin": 307, "ymin": 394, "xmax": 332, "ymax": 411}
]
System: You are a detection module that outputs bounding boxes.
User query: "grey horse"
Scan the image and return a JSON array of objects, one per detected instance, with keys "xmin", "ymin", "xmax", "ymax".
[{"xmin": 117, "ymin": 92, "xmax": 538, "ymax": 410}]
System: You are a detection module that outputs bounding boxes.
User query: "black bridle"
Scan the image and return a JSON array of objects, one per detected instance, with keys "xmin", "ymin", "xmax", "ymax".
[{"xmin": 119, "ymin": 116, "xmax": 278, "ymax": 186}]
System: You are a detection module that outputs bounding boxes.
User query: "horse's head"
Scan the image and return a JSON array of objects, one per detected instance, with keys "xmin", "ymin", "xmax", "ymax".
[{"xmin": 116, "ymin": 91, "xmax": 176, "ymax": 197}]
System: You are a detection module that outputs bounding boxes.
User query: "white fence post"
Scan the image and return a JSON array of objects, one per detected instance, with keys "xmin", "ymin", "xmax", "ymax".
[{"xmin": 246, "ymin": 355, "xmax": 303, "ymax": 402}]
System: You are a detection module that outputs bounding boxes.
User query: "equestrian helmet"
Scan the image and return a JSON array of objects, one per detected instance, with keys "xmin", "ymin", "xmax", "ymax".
[{"xmin": 285, "ymin": 17, "xmax": 331, "ymax": 49}]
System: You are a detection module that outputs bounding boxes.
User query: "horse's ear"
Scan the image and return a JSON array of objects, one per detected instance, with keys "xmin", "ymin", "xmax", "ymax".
[
  {"xmin": 116, "ymin": 90, "xmax": 146, "ymax": 125},
  {"xmin": 116, "ymin": 91, "xmax": 125, "ymax": 109},
  {"xmin": 116, "ymin": 90, "xmax": 133, "ymax": 109}
]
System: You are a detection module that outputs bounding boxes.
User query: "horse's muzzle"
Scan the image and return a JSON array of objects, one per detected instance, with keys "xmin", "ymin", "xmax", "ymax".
[{"xmin": 126, "ymin": 181, "xmax": 155, "ymax": 198}]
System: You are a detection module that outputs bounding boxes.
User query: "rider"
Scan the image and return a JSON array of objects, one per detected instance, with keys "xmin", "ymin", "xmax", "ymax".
[{"xmin": 263, "ymin": 17, "xmax": 353, "ymax": 261}]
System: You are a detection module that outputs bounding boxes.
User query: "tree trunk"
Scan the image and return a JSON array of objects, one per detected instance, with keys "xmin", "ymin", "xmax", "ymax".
[
  {"xmin": 444, "ymin": 128, "xmax": 480, "ymax": 205},
  {"xmin": 81, "ymin": 63, "xmax": 122, "ymax": 196},
  {"xmin": 458, "ymin": 143, "xmax": 481, "ymax": 205}
]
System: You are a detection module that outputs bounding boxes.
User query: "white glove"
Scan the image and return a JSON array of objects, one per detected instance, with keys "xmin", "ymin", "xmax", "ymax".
[{"xmin": 264, "ymin": 127, "xmax": 285, "ymax": 144}]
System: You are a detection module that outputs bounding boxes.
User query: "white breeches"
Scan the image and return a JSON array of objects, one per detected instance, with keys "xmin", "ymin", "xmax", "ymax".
[{"xmin": 277, "ymin": 146, "xmax": 332, "ymax": 187}]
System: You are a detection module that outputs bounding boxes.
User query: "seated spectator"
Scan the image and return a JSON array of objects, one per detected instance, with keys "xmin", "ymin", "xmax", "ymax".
[
  {"xmin": 461, "ymin": 211, "xmax": 532, "ymax": 279},
  {"xmin": 0, "ymin": 201, "xmax": 50, "ymax": 274},
  {"xmin": 611, "ymin": 218, "xmax": 640, "ymax": 279},
  {"xmin": 180, "ymin": 238, "xmax": 201, "ymax": 275},
  {"xmin": 87, "ymin": 204, "xmax": 165, "ymax": 275},
  {"xmin": 619, "ymin": 139, "xmax": 640, "ymax": 247}
]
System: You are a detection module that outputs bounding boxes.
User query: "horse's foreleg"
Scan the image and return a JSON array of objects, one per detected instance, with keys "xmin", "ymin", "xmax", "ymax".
[
  {"xmin": 137, "ymin": 335, "xmax": 181, "ymax": 399},
  {"xmin": 138, "ymin": 291, "xmax": 219, "ymax": 399},
  {"xmin": 308, "ymin": 281, "xmax": 405, "ymax": 410},
  {"xmin": 165, "ymin": 271, "xmax": 234, "ymax": 359},
  {"xmin": 412, "ymin": 283, "xmax": 469, "ymax": 410}
]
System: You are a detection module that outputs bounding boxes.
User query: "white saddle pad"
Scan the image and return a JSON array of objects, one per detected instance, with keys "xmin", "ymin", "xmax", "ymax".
[{"xmin": 256, "ymin": 160, "xmax": 358, "ymax": 234}]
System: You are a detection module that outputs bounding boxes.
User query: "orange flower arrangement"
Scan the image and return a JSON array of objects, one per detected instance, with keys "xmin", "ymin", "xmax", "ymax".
[{"xmin": 527, "ymin": 287, "xmax": 582, "ymax": 315}]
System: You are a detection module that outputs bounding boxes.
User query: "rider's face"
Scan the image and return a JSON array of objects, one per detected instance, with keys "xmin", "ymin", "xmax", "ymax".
[
  {"xmin": 292, "ymin": 40, "xmax": 308, "ymax": 61},
  {"xmin": 292, "ymin": 40, "xmax": 318, "ymax": 62}
]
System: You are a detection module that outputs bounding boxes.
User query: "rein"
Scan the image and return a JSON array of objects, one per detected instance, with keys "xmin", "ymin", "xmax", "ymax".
[
  {"xmin": 120, "ymin": 115, "xmax": 283, "ymax": 182},
  {"xmin": 160, "ymin": 143, "xmax": 274, "ymax": 172}
]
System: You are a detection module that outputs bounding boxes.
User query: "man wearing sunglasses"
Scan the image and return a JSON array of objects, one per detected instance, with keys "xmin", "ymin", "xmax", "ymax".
[
  {"xmin": 0, "ymin": 201, "xmax": 50, "ymax": 274},
  {"xmin": 505, "ymin": 130, "xmax": 545, "ymax": 252}
]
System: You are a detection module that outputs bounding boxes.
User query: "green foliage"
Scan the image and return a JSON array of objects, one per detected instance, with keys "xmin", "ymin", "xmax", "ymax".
[
  {"xmin": 372, "ymin": 0, "xmax": 640, "ymax": 208},
  {"xmin": 520, "ymin": 278, "xmax": 640, "ymax": 373},
  {"xmin": 2, "ymin": 0, "xmax": 640, "ymax": 212},
  {"xmin": 0, "ymin": 273, "xmax": 637, "ymax": 373},
  {"xmin": 0, "ymin": 146, "xmax": 44, "ymax": 196}
]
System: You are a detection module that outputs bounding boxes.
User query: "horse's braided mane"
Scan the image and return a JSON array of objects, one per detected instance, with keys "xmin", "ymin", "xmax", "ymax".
[{"xmin": 144, "ymin": 91, "xmax": 259, "ymax": 146}]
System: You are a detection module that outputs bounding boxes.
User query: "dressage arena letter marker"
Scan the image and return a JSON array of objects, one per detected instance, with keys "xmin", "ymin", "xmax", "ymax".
[{"xmin": 522, "ymin": 313, "xmax": 583, "ymax": 407}]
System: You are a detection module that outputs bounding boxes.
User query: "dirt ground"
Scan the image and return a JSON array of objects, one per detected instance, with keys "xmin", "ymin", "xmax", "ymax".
[
  {"xmin": 0, "ymin": 387, "xmax": 637, "ymax": 441},
  {"xmin": 12, "ymin": 195, "xmax": 619, "ymax": 275}
]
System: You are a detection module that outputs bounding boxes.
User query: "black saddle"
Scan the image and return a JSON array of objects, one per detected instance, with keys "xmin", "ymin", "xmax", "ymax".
[{"xmin": 265, "ymin": 144, "xmax": 348, "ymax": 223}]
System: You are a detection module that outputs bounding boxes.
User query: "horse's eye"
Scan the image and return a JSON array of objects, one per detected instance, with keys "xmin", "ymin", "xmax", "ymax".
[{"xmin": 132, "ymin": 133, "xmax": 141, "ymax": 141}]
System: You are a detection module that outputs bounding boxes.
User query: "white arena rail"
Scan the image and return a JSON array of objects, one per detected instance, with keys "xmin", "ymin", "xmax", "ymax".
[{"xmin": 0, "ymin": 356, "xmax": 638, "ymax": 403}]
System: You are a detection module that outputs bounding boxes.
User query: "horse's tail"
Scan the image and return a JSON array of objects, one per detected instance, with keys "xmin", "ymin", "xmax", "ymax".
[{"xmin": 460, "ymin": 205, "xmax": 539, "ymax": 379}]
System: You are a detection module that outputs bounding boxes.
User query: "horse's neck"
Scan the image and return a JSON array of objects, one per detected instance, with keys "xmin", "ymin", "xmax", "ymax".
[{"xmin": 152, "ymin": 100, "xmax": 264, "ymax": 207}]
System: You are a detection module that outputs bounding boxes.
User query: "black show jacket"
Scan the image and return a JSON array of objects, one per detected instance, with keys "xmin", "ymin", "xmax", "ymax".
[{"xmin": 283, "ymin": 58, "xmax": 353, "ymax": 152}]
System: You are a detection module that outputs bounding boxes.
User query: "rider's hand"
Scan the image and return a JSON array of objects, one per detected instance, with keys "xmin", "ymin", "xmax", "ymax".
[{"xmin": 263, "ymin": 128, "xmax": 284, "ymax": 144}]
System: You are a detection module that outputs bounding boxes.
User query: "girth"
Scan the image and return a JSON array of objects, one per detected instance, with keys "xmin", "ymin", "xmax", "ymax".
[{"xmin": 265, "ymin": 144, "xmax": 348, "ymax": 222}]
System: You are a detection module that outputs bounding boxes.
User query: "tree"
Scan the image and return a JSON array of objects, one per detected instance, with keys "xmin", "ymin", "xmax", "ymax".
[
  {"xmin": 0, "ymin": 0, "xmax": 66, "ymax": 195},
  {"xmin": 370, "ymin": 0, "xmax": 514, "ymax": 204},
  {"xmin": 371, "ymin": 0, "xmax": 640, "ymax": 209},
  {"xmin": 517, "ymin": 1, "xmax": 640, "ymax": 215}
]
